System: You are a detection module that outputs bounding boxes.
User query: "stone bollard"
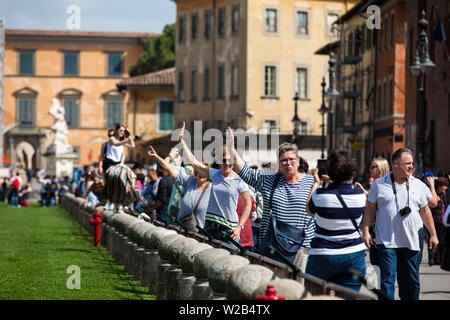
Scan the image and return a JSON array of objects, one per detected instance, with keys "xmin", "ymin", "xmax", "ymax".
[
  {"xmin": 142, "ymin": 228, "xmax": 176, "ymax": 294},
  {"xmin": 207, "ymin": 255, "xmax": 249, "ymax": 299},
  {"xmin": 103, "ymin": 213, "xmax": 116, "ymax": 253},
  {"xmin": 111, "ymin": 230, "xmax": 121, "ymax": 262},
  {"xmin": 118, "ymin": 235, "xmax": 129, "ymax": 266},
  {"xmin": 156, "ymin": 233, "xmax": 186, "ymax": 300},
  {"xmin": 227, "ymin": 265, "xmax": 275, "ymax": 300},
  {"xmin": 100, "ymin": 209, "xmax": 114, "ymax": 250},
  {"xmin": 124, "ymin": 220, "xmax": 146, "ymax": 274},
  {"xmin": 178, "ymin": 243, "xmax": 213, "ymax": 300},
  {"xmin": 134, "ymin": 247, "xmax": 146, "ymax": 282},
  {"xmin": 128, "ymin": 222, "xmax": 155, "ymax": 282},
  {"xmin": 192, "ymin": 248, "xmax": 231, "ymax": 300},
  {"xmin": 162, "ymin": 237, "xmax": 198, "ymax": 300},
  {"xmin": 254, "ymin": 278, "xmax": 310, "ymax": 300}
]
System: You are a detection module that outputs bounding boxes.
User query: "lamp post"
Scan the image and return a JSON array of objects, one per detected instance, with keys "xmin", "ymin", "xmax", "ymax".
[
  {"xmin": 324, "ymin": 51, "xmax": 340, "ymax": 153},
  {"xmin": 410, "ymin": 10, "xmax": 435, "ymax": 175},
  {"xmin": 292, "ymin": 92, "xmax": 301, "ymax": 146},
  {"xmin": 319, "ymin": 77, "xmax": 328, "ymax": 159}
]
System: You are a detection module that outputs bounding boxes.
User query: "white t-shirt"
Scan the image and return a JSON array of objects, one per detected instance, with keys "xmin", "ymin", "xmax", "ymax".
[
  {"xmin": 106, "ymin": 141, "xmax": 124, "ymax": 163},
  {"xmin": 368, "ymin": 173, "xmax": 432, "ymax": 251},
  {"xmin": 205, "ymin": 168, "xmax": 249, "ymax": 228}
]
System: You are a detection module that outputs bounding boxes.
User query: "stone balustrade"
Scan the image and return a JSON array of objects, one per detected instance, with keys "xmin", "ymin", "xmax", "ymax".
[{"xmin": 61, "ymin": 193, "xmax": 374, "ymax": 300}]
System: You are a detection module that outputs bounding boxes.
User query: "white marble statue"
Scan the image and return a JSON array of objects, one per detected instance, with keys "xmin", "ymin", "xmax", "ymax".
[{"xmin": 48, "ymin": 98, "xmax": 73, "ymax": 154}]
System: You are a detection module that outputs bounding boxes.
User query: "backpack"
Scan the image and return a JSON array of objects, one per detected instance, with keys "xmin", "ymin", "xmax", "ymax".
[{"xmin": 13, "ymin": 178, "xmax": 20, "ymax": 190}]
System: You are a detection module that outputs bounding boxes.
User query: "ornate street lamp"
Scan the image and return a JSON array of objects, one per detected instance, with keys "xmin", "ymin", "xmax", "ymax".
[
  {"xmin": 319, "ymin": 77, "xmax": 328, "ymax": 159},
  {"xmin": 324, "ymin": 51, "xmax": 340, "ymax": 153},
  {"xmin": 325, "ymin": 52, "xmax": 340, "ymax": 98},
  {"xmin": 410, "ymin": 10, "xmax": 435, "ymax": 175},
  {"xmin": 292, "ymin": 92, "xmax": 301, "ymax": 146}
]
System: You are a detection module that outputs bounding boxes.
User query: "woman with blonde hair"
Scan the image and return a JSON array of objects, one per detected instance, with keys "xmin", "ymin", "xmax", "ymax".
[
  {"xmin": 355, "ymin": 156, "xmax": 390, "ymax": 196},
  {"xmin": 176, "ymin": 122, "xmax": 252, "ymax": 245}
]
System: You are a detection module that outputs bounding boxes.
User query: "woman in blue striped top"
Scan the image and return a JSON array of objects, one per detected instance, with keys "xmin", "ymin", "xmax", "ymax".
[
  {"xmin": 227, "ymin": 128, "xmax": 315, "ymax": 270},
  {"xmin": 306, "ymin": 149, "xmax": 367, "ymax": 292}
]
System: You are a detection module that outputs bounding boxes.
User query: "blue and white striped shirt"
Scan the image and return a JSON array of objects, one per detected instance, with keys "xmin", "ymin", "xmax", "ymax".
[
  {"xmin": 308, "ymin": 182, "xmax": 367, "ymax": 255},
  {"xmin": 238, "ymin": 164, "xmax": 316, "ymax": 248}
]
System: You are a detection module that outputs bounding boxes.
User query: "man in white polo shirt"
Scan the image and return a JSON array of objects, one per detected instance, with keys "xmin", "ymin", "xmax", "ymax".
[{"xmin": 362, "ymin": 148, "xmax": 439, "ymax": 300}]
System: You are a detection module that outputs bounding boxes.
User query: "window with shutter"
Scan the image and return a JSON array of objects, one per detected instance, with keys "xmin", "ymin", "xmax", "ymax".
[
  {"xmin": 19, "ymin": 51, "xmax": 34, "ymax": 75},
  {"xmin": 108, "ymin": 53, "xmax": 123, "ymax": 76},
  {"xmin": 19, "ymin": 99, "xmax": 34, "ymax": 126},
  {"xmin": 64, "ymin": 52, "xmax": 79, "ymax": 76},
  {"xmin": 107, "ymin": 101, "xmax": 123, "ymax": 128},
  {"xmin": 158, "ymin": 100, "xmax": 174, "ymax": 131},
  {"xmin": 63, "ymin": 99, "xmax": 79, "ymax": 127}
]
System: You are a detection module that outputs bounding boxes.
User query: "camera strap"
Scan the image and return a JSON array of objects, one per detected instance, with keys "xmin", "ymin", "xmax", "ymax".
[{"xmin": 390, "ymin": 172, "xmax": 410, "ymax": 209}]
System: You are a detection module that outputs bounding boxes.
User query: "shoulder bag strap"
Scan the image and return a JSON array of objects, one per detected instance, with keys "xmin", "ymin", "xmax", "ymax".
[
  {"xmin": 333, "ymin": 188, "xmax": 361, "ymax": 236},
  {"xmin": 268, "ymin": 173, "xmax": 282, "ymax": 214},
  {"xmin": 193, "ymin": 182, "xmax": 210, "ymax": 215}
]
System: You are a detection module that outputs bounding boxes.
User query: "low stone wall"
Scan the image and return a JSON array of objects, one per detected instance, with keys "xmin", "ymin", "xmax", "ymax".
[{"xmin": 61, "ymin": 193, "xmax": 373, "ymax": 300}]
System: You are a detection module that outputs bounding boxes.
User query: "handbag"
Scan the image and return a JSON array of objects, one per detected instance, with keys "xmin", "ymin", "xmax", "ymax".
[
  {"xmin": 179, "ymin": 182, "xmax": 210, "ymax": 232},
  {"xmin": 261, "ymin": 173, "xmax": 305, "ymax": 262},
  {"xmin": 331, "ymin": 188, "xmax": 378, "ymax": 265}
]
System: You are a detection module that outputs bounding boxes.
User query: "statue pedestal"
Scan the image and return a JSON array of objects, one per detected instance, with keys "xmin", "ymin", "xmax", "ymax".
[{"xmin": 44, "ymin": 151, "xmax": 77, "ymax": 178}]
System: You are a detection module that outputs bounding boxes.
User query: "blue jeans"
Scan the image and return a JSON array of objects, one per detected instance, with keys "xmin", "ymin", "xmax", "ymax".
[
  {"xmin": 11, "ymin": 190, "xmax": 19, "ymax": 207},
  {"xmin": 417, "ymin": 228, "xmax": 425, "ymax": 269},
  {"xmin": 377, "ymin": 244, "xmax": 420, "ymax": 300},
  {"xmin": 305, "ymin": 250, "xmax": 366, "ymax": 292}
]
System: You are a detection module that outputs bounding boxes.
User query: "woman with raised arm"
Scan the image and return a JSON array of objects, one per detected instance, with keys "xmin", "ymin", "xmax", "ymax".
[
  {"xmin": 177, "ymin": 122, "xmax": 252, "ymax": 244},
  {"xmin": 147, "ymin": 145, "xmax": 211, "ymax": 231},
  {"xmin": 227, "ymin": 127, "xmax": 316, "ymax": 270},
  {"xmin": 102, "ymin": 123, "xmax": 136, "ymax": 174}
]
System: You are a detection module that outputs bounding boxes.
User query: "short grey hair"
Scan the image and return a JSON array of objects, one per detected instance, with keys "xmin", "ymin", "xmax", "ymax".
[{"xmin": 277, "ymin": 142, "xmax": 299, "ymax": 159}]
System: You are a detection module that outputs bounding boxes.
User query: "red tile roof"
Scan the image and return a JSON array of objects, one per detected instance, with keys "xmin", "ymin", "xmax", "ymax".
[
  {"xmin": 6, "ymin": 29, "xmax": 158, "ymax": 39},
  {"xmin": 117, "ymin": 67, "xmax": 175, "ymax": 90}
]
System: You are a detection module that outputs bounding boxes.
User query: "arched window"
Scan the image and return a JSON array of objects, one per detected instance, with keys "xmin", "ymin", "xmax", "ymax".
[
  {"xmin": 14, "ymin": 87, "xmax": 38, "ymax": 127},
  {"xmin": 58, "ymin": 88, "xmax": 82, "ymax": 128},
  {"xmin": 103, "ymin": 90, "xmax": 125, "ymax": 128}
]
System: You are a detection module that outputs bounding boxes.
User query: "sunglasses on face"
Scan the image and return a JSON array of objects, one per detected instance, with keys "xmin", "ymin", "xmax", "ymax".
[
  {"xmin": 222, "ymin": 158, "xmax": 232, "ymax": 164},
  {"xmin": 370, "ymin": 165, "xmax": 378, "ymax": 169}
]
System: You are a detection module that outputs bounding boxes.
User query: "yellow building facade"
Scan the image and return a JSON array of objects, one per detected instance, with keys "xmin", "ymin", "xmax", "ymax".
[
  {"xmin": 117, "ymin": 67, "xmax": 176, "ymax": 163},
  {"xmin": 174, "ymin": 0, "xmax": 358, "ymax": 140},
  {"xmin": 3, "ymin": 29, "xmax": 155, "ymax": 174}
]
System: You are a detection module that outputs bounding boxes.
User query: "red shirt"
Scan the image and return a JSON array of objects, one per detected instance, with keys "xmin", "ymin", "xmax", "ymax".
[{"xmin": 236, "ymin": 193, "xmax": 256, "ymax": 247}]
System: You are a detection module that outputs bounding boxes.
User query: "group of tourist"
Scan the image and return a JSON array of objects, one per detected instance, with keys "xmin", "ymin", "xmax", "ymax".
[
  {"xmin": 140, "ymin": 123, "xmax": 449, "ymax": 300},
  {"xmin": 14, "ymin": 120, "xmax": 447, "ymax": 300},
  {"xmin": 0, "ymin": 173, "xmax": 32, "ymax": 207}
]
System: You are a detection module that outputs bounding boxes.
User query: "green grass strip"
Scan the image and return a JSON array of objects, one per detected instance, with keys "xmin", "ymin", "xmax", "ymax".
[{"xmin": 0, "ymin": 202, "xmax": 154, "ymax": 300}]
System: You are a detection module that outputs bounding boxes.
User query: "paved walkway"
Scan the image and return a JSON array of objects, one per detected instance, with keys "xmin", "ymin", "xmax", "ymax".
[{"xmin": 361, "ymin": 246, "xmax": 450, "ymax": 300}]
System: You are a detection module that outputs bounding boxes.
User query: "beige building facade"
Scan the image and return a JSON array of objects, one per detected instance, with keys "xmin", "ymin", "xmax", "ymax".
[
  {"xmin": 3, "ymin": 29, "xmax": 155, "ymax": 174},
  {"xmin": 174, "ymin": 0, "xmax": 357, "ymax": 140}
]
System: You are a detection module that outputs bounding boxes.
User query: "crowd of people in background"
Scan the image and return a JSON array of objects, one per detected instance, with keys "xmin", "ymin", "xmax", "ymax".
[{"xmin": 1, "ymin": 122, "xmax": 449, "ymax": 300}]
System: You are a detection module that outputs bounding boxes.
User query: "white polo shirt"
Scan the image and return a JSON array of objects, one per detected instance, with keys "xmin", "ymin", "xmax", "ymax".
[{"xmin": 368, "ymin": 173, "xmax": 432, "ymax": 251}]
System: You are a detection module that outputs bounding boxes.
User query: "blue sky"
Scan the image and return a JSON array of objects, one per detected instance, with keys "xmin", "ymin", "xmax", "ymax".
[{"xmin": 0, "ymin": 0, "xmax": 176, "ymax": 34}]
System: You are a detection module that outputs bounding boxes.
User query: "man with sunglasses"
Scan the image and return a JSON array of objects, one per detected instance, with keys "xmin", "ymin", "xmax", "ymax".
[{"xmin": 362, "ymin": 148, "xmax": 439, "ymax": 300}]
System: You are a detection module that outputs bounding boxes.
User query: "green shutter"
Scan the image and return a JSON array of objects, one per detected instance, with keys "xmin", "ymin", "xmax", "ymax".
[
  {"xmin": 107, "ymin": 101, "xmax": 123, "ymax": 127},
  {"xmin": 64, "ymin": 100, "xmax": 79, "ymax": 127},
  {"xmin": 19, "ymin": 100, "xmax": 33, "ymax": 126},
  {"xmin": 159, "ymin": 100, "xmax": 174, "ymax": 131},
  {"xmin": 19, "ymin": 52, "xmax": 34, "ymax": 75}
]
